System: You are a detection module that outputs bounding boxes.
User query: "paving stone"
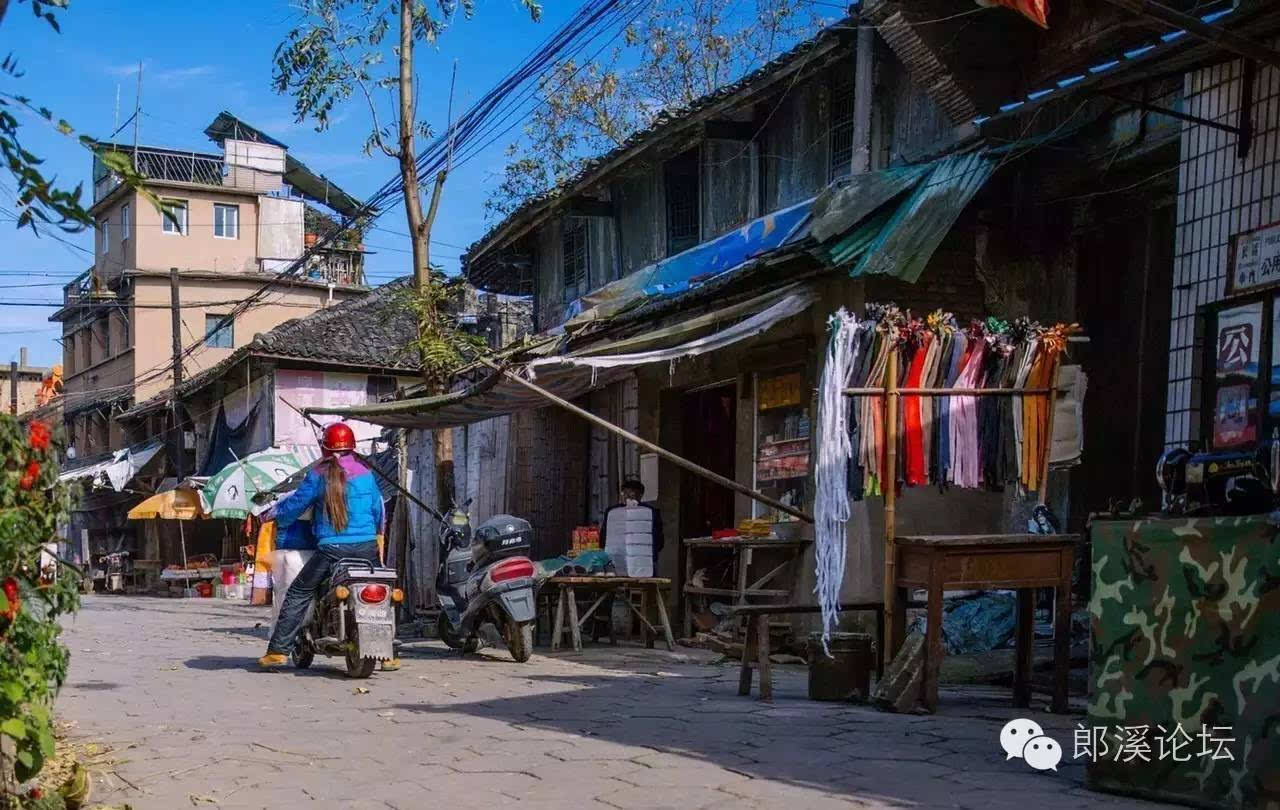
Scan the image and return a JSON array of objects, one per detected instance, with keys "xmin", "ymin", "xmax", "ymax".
[{"xmin": 59, "ymin": 597, "xmax": 1178, "ymax": 810}]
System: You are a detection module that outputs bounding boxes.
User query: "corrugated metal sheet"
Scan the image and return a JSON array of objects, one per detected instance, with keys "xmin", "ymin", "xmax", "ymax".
[
  {"xmin": 808, "ymin": 164, "xmax": 929, "ymax": 243},
  {"xmin": 849, "ymin": 151, "xmax": 994, "ymax": 283}
]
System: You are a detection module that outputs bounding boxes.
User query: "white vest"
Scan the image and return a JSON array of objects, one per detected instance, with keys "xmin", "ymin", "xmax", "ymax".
[{"xmin": 604, "ymin": 504, "xmax": 654, "ymax": 577}]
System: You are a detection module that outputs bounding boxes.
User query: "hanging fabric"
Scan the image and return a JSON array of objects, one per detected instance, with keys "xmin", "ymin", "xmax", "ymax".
[{"xmin": 814, "ymin": 309, "xmax": 863, "ymax": 653}]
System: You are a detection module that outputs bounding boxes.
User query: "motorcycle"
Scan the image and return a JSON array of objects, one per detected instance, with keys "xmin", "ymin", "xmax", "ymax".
[
  {"xmin": 291, "ymin": 558, "xmax": 402, "ymax": 678},
  {"xmin": 97, "ymin": 551, "xmax": 130, "ymax": 594},
  {"xmin": 436, "ymin": 505, "xmax": 538, "ymax": 663}
]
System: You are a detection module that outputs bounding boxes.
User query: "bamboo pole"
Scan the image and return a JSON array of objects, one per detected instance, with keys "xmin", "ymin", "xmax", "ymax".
[
  {"xmin": 845, "ymin": 387, "xmax": 1053, "ymax": 396},
  {"xmin": 472, "ymin": 356, "xmax": 815, "ymax": 523},
  {"xmin": 882, "ymin": 346, "xmax": 900, "ymax": 658},
  {"xmin": 1038, "ymin": 354, "xmax": 1063, "ymax": 506}
]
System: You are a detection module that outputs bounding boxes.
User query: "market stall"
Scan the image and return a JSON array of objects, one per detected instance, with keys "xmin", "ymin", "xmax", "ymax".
[{"xmin": 815, "ymin": 305, "xmax": 1084, "ymax": 711}]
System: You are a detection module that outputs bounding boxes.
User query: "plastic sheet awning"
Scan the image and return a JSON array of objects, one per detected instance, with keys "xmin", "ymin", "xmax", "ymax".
[
  {"xmin": 308, "ymin": 286, "xmax": 816, "ymax": 430},
  {"xmin": 57, "ymin": 439, "xmax": 164, "ymax": 493}
]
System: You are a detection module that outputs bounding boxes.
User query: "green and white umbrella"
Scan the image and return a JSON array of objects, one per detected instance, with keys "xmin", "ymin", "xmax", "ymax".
[{"xmin": 200, "ymin": 446, "xmax": 321, "ymax": 519}]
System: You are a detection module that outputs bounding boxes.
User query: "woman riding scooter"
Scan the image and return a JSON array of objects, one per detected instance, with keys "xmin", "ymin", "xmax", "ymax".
[{"xmin": 258, "ymin": 422, "xmax": 384, "ymax": 669}]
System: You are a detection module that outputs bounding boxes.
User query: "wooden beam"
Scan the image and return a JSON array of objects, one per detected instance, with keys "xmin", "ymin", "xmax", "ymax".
[
  {"xmin": 1101, "ymin": 0, "xmax": 1280, "ymax": 71},
  {"xmin": 565, "ymin": 197, "xmax": 615, "ymax": 218},
  {"xmin": 472, "ymin": 354, "xmax": 815, "ymax": 523},
  {"xmin": 704, "ymin": 119, "xmax": 761, "ymax": 141}
]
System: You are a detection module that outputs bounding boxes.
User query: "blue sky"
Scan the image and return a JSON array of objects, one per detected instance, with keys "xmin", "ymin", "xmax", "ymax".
[{"xmin": 0, "ymin": 0, "xmax": 576, "ymax": 367}]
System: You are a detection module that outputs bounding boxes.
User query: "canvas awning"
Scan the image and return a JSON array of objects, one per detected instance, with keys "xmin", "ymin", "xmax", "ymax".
[
  {"xmin": 58, "ymin": 439, "xmax": 164, "ymax": 493},
  {"xmin": 308, "ymin": 286, "xmax": 817, "ymax": 430}
]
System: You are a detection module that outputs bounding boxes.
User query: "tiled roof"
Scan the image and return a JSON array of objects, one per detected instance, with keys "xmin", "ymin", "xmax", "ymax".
[
  {"xmin": 121, "ymin": 279, "xmax": 419, "ymax": 419},
  {"xmin": 461, "ymin": 19, "xmax": 851, "ymax": 284}
]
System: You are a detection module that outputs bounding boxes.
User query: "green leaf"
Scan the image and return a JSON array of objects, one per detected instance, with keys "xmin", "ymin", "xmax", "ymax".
[{"xmin": 2, "ymin": 717, "xmax": 28, "ymax": 739}]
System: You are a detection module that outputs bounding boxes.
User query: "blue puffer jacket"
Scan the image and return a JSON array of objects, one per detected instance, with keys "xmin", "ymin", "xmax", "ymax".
[{"xmin": 272, "ymin": 455, "xmax": 384, "ymax": 545}]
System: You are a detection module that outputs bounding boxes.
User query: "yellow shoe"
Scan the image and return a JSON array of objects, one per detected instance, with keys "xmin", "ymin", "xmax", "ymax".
[
  {"xmin": 381, "ymin": 658, "xmax": 401, "ymax": 671},
  {"xmin": 258, "ymin": 652, "xmax": 289, "ymax": 669}
]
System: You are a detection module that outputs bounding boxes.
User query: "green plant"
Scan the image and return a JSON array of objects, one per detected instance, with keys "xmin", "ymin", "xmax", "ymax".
[
  {"xmin": 397, "ymin": 280, "xmax": 487, "ymax": 386},
  {"xmin": 0, "ymin": 415, "xmax": 79, "ymax": 795}
]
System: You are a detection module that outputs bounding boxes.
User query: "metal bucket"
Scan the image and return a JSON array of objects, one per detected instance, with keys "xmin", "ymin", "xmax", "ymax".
[{"xmin": 808, "ymin": 632, "xmax": 873, "ymax": 702}]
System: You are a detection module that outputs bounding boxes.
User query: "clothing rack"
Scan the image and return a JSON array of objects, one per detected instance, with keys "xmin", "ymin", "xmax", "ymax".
[{"xmin": 843, "ymin": 350, "xmax": 1065, "ymax": 658}]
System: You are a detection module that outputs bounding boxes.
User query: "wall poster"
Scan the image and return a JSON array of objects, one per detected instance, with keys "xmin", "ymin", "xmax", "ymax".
[{"xmin": 1213, "ymin": 301, "xmax": 1263, "ymax": 448}]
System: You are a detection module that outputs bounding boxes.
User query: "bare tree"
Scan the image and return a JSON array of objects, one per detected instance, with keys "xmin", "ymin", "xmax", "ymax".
[{"xmin": 274, "ymin": 0, "xmax": 540, "ymax": 383}]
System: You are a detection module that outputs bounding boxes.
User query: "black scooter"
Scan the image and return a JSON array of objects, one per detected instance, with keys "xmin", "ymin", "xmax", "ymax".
[{"xmin": 435, "ymin": 504, "xmax": 538, "ymax": 663}]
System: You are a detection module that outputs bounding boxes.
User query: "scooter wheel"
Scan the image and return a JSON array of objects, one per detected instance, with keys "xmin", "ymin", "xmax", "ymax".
[{"xmin": 345, "ymin": 647, "xmax": 376, "ymax": 678}]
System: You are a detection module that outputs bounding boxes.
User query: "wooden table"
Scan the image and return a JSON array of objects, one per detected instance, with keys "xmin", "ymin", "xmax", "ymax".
[
  {"xmin": 892, "ymin": 534, "xmax": 1077, "ymax": 713},
  {"xmin": 682, "ymin": 537, "xmax": 810, "ymax": 636},
  {"xmin": 732, "ymin": 602, "xmax": 885, "ymax": 701},
  {"xmin": 546, "ymin": 576, "xmax": 675, "ymax": 653}
]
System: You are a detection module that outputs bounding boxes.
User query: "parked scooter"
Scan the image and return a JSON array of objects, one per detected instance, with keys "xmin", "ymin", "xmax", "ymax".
[
  {"xmin": 292, "ymin": 558, "xmax": 402, "ymax": 678},
  {"xmin": 436, "ymin": 506, "xmax": 538, "ymax": 663},
  {"xmin": 97, "ymin": 551, "xmax": 130, "ymax": 594}
]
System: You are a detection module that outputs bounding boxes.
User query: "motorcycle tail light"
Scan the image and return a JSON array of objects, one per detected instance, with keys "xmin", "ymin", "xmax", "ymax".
[
  {"xmin": 491, "ymin": 558, "xmax": 534, "ymax": 583},
  {"xmin": 359, "ymin": 584, "xmax": 388, "ymax": 604}
]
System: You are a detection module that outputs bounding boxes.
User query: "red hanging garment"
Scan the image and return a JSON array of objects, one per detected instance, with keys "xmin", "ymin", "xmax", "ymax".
[{"xmin": 903, "ymin": 334, "xmax": 932, "ymax": 486}]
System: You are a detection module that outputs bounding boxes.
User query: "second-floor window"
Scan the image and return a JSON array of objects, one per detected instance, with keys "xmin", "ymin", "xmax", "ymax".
[
  {"xmin": 562, "ymin": 217, "xmax": 589, "ymax": 302},
  {"xmin": 214, "ymin": 204, "xmax": 239, "ymax": 239},
  {"xmin": 162, "ymin": 200, "xmax": 188, "ymax": 235},
  {"xmin": 100, "ymin": 221, "xmax": 109, "ymax": 252},
  {"xmin": 121, "ymin": 203, "xmax": 130, "ymax": 242},
  {"xmin": 665, "ymin": 147, "xmax": 701, "ymax": 255},
  {"xmin": 829, "ymin": 74, "xmax": 856, "ymax": 180},
  {"xmin": 204, "ymin": 314, "xmax": 233, "ymax": 348}
]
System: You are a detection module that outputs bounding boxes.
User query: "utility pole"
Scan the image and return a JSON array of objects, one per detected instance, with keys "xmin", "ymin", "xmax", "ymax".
[
  {"xmin": 169, "ymin": 268, "xmax": 184, "ymax": 480},
  {"xmin": 8, "ymin": 360, "xmax": 17, "ymax": 415}
]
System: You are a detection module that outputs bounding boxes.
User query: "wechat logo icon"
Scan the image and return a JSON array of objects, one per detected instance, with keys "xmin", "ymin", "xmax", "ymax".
[{"xmin": 1000, "ymin": 718, "xmax": 1063, "ymax": 772}]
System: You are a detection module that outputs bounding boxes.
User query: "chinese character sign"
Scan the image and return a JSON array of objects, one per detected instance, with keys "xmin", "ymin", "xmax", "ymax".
[{"xmin": 1213, "ymin": 302, "xmax": 1262, "ymax": 448}]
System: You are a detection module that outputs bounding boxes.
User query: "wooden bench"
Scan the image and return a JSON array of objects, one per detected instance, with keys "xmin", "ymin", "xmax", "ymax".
[{"xmin": 731, "ymin": 602, "xmax": 885, "ymax": 702}]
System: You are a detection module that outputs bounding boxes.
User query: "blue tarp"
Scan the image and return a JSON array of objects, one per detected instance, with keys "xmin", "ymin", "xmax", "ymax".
[{"xmin": 564, "ymin": 197, "xmax": 814, "ymax": 327}]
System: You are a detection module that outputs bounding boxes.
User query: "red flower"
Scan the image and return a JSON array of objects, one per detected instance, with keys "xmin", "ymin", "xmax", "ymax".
[
  {"xmin": 28, "ymin": 420, "xmax": 51, "ymax": 451},
  {"xmin": 2, "ymin": 577, "xmax": 18, "ymax": 620},
  {"xmin": 18, "ymin": 460, "xmax": 40, "ymax": 490}
]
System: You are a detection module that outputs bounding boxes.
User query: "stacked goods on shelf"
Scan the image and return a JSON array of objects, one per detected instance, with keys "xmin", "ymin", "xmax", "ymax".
[{"xmin": 570, "ymin": 526, "xmax": 601, "ymax": 555}]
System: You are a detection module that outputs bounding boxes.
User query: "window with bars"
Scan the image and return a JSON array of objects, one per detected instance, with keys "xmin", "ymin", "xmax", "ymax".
[
  {"xmin": 665, "ymin": 147, "xmax": 701, "ymax": 255},
  {"xmin": 829, "ymin": 74, "xmax": 856, "ymax": 180},
  {"xmin": 562, "ymin": 217, "xmax": 590, "ymax": 302}
]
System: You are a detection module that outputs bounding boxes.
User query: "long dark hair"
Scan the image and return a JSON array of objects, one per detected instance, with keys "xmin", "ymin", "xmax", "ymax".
[{"xmin": 322, "ymin": 455, "xmax": 349, "ymax": 533}]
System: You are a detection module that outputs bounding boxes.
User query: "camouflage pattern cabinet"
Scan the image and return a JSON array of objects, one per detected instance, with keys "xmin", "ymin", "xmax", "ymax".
[{"xmin": 1089, "ymin": 516, "xmax": 1279, "ymax": 808}]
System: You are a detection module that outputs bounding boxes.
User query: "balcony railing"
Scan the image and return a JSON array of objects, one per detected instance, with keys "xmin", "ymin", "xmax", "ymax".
[{"xmin": 94, "ymin": 147, "xmax": 225, "ymax": 202}]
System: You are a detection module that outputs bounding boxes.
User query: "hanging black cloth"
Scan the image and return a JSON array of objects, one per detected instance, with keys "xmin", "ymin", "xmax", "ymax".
[{"xmin": 198, "ymin": 397, "xmax": 266, "ymax": 476}]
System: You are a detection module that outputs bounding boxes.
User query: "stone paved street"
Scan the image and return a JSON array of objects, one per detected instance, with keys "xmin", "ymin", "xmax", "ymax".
[{"xmin": 55, "ymin": 596, "xmax": 1174, "ymax": 809}]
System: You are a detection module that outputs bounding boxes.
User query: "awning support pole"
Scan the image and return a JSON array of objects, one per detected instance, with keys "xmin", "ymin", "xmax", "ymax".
[{"xmin": 472, "ymin": 356, "xmax": 815, "ymax": 524}]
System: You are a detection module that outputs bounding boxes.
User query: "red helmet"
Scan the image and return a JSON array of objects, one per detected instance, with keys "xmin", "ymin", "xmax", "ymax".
[{"xmin": 321, "ymin": 422, "xmax": 357, "ymax": 455}]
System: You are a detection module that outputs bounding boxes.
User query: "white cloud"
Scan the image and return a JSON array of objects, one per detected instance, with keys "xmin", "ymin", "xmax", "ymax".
[{"xmin": 105, "ymin": 62, "xmax": 216, "ymax": 83}]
